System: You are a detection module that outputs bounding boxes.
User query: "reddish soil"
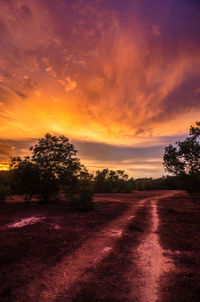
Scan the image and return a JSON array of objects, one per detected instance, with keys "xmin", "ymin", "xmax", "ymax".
[
  {"xmin": 0, "ymin": 191, "xmax": 199, "ymax": 302},
  {"xmin": 158, "ymin": 192, "xmax": 200, "ymax": 302}
]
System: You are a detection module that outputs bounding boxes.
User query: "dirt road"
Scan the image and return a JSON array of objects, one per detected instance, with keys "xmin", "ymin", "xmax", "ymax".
[
  {"xmin": 3, "ymin": 190, "xmax": 199, "ymax": 302},
  {"xmin": 6, "ymin": 191, "xmax": 175, "ymax": 302}
]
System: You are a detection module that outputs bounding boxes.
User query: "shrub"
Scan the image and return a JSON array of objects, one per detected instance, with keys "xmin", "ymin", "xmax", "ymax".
[
  {"xmin": 0, "ymin": 183, "xmax": 11, "ymax": 202},
  {"xmin": 68, "ymin": 182, "xmax": 94, "ymax": 211}
]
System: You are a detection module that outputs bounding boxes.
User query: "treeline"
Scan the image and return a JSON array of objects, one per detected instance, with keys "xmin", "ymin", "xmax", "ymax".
[
  {"xmin": 93, "ymin": 169, "xmax": 180, "ymax": 192},
  {"xmin": 0, "ymin": 165, "xmax": 180, "ymax": 203},
  {"xmin": 131, "ymin": 175, "xmax": 180, "ymax": 191},
  {"xmin": 0, "ymin": 121, "xmax": 200, "ymax": 207}
]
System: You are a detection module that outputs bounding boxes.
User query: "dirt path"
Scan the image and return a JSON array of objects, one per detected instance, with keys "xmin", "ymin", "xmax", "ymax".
[
  {"xmin": 132, "ymin": 195, "xmax": 174, "ymax": 302},
  {"xmin": 14, "ymin": 192, "xmax": 176, "ymax": 302},
  {"xmin": 19, "ymin": 196, "xmax": 147, "ymax": 302}
]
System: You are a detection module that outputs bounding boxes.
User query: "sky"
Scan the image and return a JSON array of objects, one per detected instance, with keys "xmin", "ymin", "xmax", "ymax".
[{"xmin": 0, "ymin": 0, "xmax": 200, "ymax": 177}]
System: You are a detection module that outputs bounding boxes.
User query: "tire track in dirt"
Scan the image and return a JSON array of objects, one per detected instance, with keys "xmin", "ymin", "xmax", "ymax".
[
  {"xmin": 13, "ymin": 192, "xmax": 175, "ymax": 302},
  {"xmin": 15, "ymin": 195, "xmax": 160, "ymax": 302},
  {"xmin": 130, "ymin": 194, "xmax": 175, "ymax": 302},
  {"xmin": 63, "ymin": 192, "xmax": 176, "ymax": 302},
  {"xmin": 58, "ymin": 200, "xmax": 151, "ymax": 302}
]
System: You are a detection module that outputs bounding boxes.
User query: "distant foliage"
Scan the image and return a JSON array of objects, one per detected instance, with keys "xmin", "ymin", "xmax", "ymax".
[
  {"xmin": 93, "ymin": 169, "xmax": 179, "ymax": 193},
  {"xmin": 94, "ymin": 169, "xmax": 131, "ymax": 193},
  {"xmin": 133, "ymin": 176, "xmax": 179, "ymax": 191},
  {"xmin": 163, "ymin": 122, "xmax": 200, "ymax": 193}
]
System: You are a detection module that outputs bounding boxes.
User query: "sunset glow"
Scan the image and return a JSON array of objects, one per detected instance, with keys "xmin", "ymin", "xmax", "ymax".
[
  {"xmin": 0, "ymin": 163, "xmax": 10, "ymax": 171},
  {"xmin": 0, "ymin": 0, "xmax": 200, "ymax": 176}
]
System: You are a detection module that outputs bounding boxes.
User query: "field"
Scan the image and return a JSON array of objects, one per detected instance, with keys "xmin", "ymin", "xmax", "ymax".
[{"xmin": 0, "ymin": 191, "xmax": 200, "ymax": 302}]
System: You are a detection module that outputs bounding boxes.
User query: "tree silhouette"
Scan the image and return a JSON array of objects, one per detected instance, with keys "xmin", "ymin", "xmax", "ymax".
[
  {"xmin": 94, "ymin": 169, "xmax": 130, "ymax": 193},
  {"xmin": 163, "ymin": 122, "xmax": 200, "ymax": 193},
  {"xmin": 11, "ymin": 133, "xmax": 82, "ymax": 202}
]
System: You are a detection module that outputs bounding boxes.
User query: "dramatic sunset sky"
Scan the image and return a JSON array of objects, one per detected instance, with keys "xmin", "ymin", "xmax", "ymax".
[{"xmin": 0, "ymin": 0, "xmax": 200, "ymax": 177}]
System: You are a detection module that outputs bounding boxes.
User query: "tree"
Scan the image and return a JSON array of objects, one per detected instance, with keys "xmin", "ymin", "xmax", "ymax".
[
  {"xmin": 30, "ymin": 133, "xmax": 81, "ymax": 201},
  {"xmin": 10, "ymin": 157, "xmax": 41, "ymax": 200},
  {"xmin": 68, "ymin": 166, "xmax": 94, "ymax": 211},
  {"xmin": 163, "ymin": 122, "xmax": 200, "ymax": 193},
  {"xmin": 11, "ymin": 133, "xmax": 82, "ymax": 201}
]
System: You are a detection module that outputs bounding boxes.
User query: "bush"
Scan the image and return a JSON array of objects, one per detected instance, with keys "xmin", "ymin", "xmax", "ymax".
[
  {"xmin": 0, "ymin": 183, "xmax": 11, "ymax": 202},
  {"xmin": 68, "ymin": 182, "xmax": 94, "ymax": 211},
  {"xmin": 181, "ymin": 174, "xmax": 200, "ymax": 194}
]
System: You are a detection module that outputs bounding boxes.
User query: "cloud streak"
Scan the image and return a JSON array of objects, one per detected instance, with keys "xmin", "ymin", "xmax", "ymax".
[{"xmin": 0, "ymin": 134, "xmax": 187, "ymax": 177}]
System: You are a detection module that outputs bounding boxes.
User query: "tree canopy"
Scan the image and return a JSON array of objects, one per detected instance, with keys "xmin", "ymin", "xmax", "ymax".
[
  {"xmin": 163, "ymin": 122, "xmax": 200, "ymax": 193},
  {"xmin": 94, "ymin": 169, "xmax": 131, "ymax": 193},
  {"xmin": 10, "ymin": 133, "xmax": 84, "ymax": 202}
]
